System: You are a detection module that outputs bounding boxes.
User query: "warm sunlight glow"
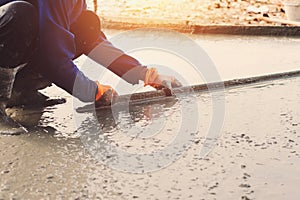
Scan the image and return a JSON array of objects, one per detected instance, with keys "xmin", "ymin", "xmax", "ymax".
[
  {"xmin": 89, "ymin": 0, "xmax": 286, "ymax": 25},
  {"xmin": 117, "ymin": 0, "xmax": 187, "ymax": 11}
]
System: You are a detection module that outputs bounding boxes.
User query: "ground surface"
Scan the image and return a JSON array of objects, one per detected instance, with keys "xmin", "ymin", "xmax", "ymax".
[
  {"xmin": 0, "ymin": 33, "xmax": 300, "ymax": 199},
  {"xmin": 87, "ymin": 0, "xmax": 288, "ymax": 26},
  {"xmin": 0, "ymin": 75, "xmax": 299, "ymax": 200}
]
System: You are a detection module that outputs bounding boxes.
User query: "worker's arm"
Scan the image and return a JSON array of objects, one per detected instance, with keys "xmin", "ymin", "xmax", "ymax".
[
  {"xmin": 87, "ymin": 37, "xmax": 148, "ymax": 85},
  {"xmin": 71, "ymin": 9, "xmax": 178, "ymax": 87},
  {"xmin": 68, "ymin": 8, "xmax": 147, "ymax": 85},
  {"xmin": 88, "ymin": 36, "xmax": 182, "ymax": 91}
]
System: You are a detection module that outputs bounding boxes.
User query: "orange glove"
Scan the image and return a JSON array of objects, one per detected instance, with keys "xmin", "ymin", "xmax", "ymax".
[
  {"xmin": 144, "ymin": 68, "xmax": 182, "ymax": 90},
  {"xmin": 95, "ymin": 81, "xmax": 118, "ymax": 107}
]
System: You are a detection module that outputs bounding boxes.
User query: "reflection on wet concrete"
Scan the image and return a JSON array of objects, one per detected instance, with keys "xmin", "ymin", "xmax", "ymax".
[
  {"xmin": 4, "ymin": 98, "xmax": 66, "ymax": 129},
  {"xmin": 94, "ymin": 97, "xmax": 178, "ymax": 135},
  {"xmin": 77, "ymin": 94, "xmax": 200, "ymax": 173}
]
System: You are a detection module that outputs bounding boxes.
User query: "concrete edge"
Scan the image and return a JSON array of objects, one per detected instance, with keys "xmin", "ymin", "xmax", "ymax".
[{"xmin": 102, "ymin": 19, "xmax": 300, "ymax": 37}]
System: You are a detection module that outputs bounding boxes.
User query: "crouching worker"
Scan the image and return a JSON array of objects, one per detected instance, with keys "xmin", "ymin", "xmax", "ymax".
[{"xmin": 0, "ymin": 0, "xmax": 182, "ymax": 134}]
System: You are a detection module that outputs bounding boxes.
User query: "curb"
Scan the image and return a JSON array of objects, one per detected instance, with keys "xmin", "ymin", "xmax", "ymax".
[{"xmin": 102, "ymin": 19, "xmax": 300, "ymax": 37}]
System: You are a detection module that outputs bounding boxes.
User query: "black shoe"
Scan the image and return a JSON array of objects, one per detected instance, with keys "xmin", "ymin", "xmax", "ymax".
[
  {"xmin": 6, "ymin": 90, "xmax": 49, "ymax": 108},
  {"xmin": 0, "ymin": 66, "xmax": 20, "ymax": 101}
]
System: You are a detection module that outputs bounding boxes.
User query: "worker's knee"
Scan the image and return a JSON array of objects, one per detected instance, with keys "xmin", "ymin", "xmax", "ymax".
[
  {"xmin": 4, "ymin": 1, "xmax": 36, "ymax": 21},
  {"xmin": 0, "ymin": 1, "xmax": 38, "ymax": 68}
]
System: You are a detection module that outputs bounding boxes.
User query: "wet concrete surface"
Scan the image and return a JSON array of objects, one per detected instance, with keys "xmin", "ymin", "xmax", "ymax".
[
  {"xmin": 76, "ymin": 30, "xmax": 300, "ymax": 95},
  {"xmin": 1, "ymin": 33, "xmax": 300, "ymax": 199},
  {"xmin": 0, "ymin": 75, "xmax": 299, "ymax": 199}
]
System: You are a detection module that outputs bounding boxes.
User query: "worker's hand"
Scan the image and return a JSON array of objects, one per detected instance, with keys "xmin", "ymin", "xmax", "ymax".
[
  {"xmin": 144, "ymin": 68, "xmax": 182, "ymax": 95},
  {"xmin": 95, "ymin": 81, "xmax": 118, "ymax": 107}
]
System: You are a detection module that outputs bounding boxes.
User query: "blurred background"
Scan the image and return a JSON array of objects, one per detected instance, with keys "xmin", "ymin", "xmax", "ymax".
[{"xmin": 87, "ymin": 0, "xmax": 291, "ymax": 26}]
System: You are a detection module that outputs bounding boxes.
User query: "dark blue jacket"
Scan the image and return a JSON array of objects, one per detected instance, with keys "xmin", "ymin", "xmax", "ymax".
[{"xmin": 0, "ymin": 0, "xmax": 145, "ymax": 102}]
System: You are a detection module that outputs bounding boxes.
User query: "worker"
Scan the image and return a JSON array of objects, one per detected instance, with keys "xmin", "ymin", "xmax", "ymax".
[{"xmin": 0, "ymin": 0, "xmax": 182, "ymax": 133}]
